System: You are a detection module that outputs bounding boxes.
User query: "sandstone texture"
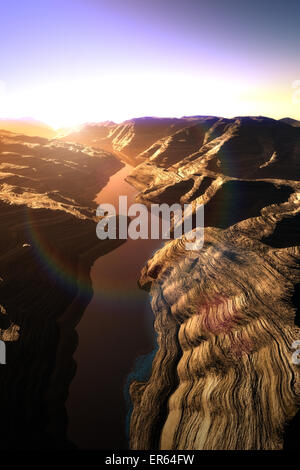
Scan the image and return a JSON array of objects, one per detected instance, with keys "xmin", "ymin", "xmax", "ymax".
[
  {"xmin": 1, "ymin": 115, "xmax": 299, "ymax": 450},
  {"xmin": 126, "ymin": 116, "xmax": 300, "ymax": 450},
  {"xmin": 61, "ymin": 116, "xmax": 212, "ymax": 165}
]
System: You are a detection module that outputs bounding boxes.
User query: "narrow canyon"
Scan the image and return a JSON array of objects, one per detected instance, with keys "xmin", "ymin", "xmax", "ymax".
[{"xmin": 0, "ymin": 115, "xmax": 299, "ymax": 450}]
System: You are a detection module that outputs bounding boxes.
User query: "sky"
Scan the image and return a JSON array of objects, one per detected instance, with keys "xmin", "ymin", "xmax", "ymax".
[{"xmin": 0, "ymin": 0, "xmax": 300, "ymax": 128}]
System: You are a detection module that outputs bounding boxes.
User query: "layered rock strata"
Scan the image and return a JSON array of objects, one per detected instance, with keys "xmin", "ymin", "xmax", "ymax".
[
  {"xmin": 0, "ymin": 131, "xmax": 123, "ymax": 449},
  {"xmin": 128, "ymin": 117, "xmax": 300, "ymax": 450}
]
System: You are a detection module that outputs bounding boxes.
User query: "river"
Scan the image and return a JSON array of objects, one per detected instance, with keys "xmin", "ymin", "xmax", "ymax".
[{"xmin": 66, "ymin": 162, "xmax": 163, "ymax": 449}]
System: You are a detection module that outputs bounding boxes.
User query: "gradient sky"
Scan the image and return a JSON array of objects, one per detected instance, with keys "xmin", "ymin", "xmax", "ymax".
[{"xmin": 1, "ymin": 0, "xmax": 300, "ymax": 127}]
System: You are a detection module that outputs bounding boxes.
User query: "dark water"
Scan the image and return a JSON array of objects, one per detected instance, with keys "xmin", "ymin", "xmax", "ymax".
[{"xmin": 66, "ymin": 163, "xmax": 163, "ymax": 449}]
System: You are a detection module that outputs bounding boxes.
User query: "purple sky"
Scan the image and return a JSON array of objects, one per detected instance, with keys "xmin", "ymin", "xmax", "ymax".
[{"xmin": 1, "ymin": 0, "xmax": 300, "ymax": 126}]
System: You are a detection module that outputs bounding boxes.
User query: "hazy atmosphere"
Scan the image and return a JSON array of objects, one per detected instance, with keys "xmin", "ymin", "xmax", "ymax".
[{"xmin": 1, "ymin": 0, "xmax": 300, "ymax": 127}]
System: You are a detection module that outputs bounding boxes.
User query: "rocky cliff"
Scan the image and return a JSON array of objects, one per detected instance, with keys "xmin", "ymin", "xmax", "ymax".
[
  {"xmin": 0, "ymin": 130, "xmax": 123, "ymax": 449},
  {"xmin": 127, "ymin": 116, "xmax": 300, "ymax": 450},
  {"xmin": 1, "ymin": 115, "xmax": 299, "ymax": 450},
  {"xmin": 60, "ymin": 116, "xmax": 214, "ymax": 166}
]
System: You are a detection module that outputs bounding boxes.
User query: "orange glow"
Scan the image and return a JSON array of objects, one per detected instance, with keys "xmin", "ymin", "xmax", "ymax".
[{"xmin": 1, "ymin": 75, "xmax": 299, "ymax": 129}]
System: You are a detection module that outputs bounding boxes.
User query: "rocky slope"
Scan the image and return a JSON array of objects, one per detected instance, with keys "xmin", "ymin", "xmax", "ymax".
[
  {"xmin": 1, "ymin": 116, "xmax": 299, "ymax": 450},
  {"xmin": 0, "ymin": 130, "xmax": 123, "ymax": 449},
  {"xmin": 127, "ymin": 116, "xmax": 300, "ymax": 450},
  {"xmin": 60, "ymin": 116, "xmax": 214, "ymax": 165}
]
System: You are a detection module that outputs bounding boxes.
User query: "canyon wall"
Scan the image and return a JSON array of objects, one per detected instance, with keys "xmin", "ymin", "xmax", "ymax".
[
  {"xmin": 0, "ymin": 130, "xmax": 123, "ymax": 449},
  {"xmin": 128, "ymin": 116, "xmax": 300, "ymax": 450},
  {"xmin": 1, "ymin": 115, "xmax": 299, "ymax": 450}
]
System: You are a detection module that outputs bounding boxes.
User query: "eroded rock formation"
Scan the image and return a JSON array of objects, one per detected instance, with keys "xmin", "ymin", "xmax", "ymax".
[
  {"xmin": 0, "ymin": 130, "xmax": 123, "ymax": 449},
  {"xmin": 128, "ymin": 116, "xmax": 300, "ymax": 450},
  {"xmin": 60, "ymin": 116, "xmax": 215, "ymax": 166},
  {"xmin": 1, "ymin": 116, "xmax": 299, "ymax": 450}
]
